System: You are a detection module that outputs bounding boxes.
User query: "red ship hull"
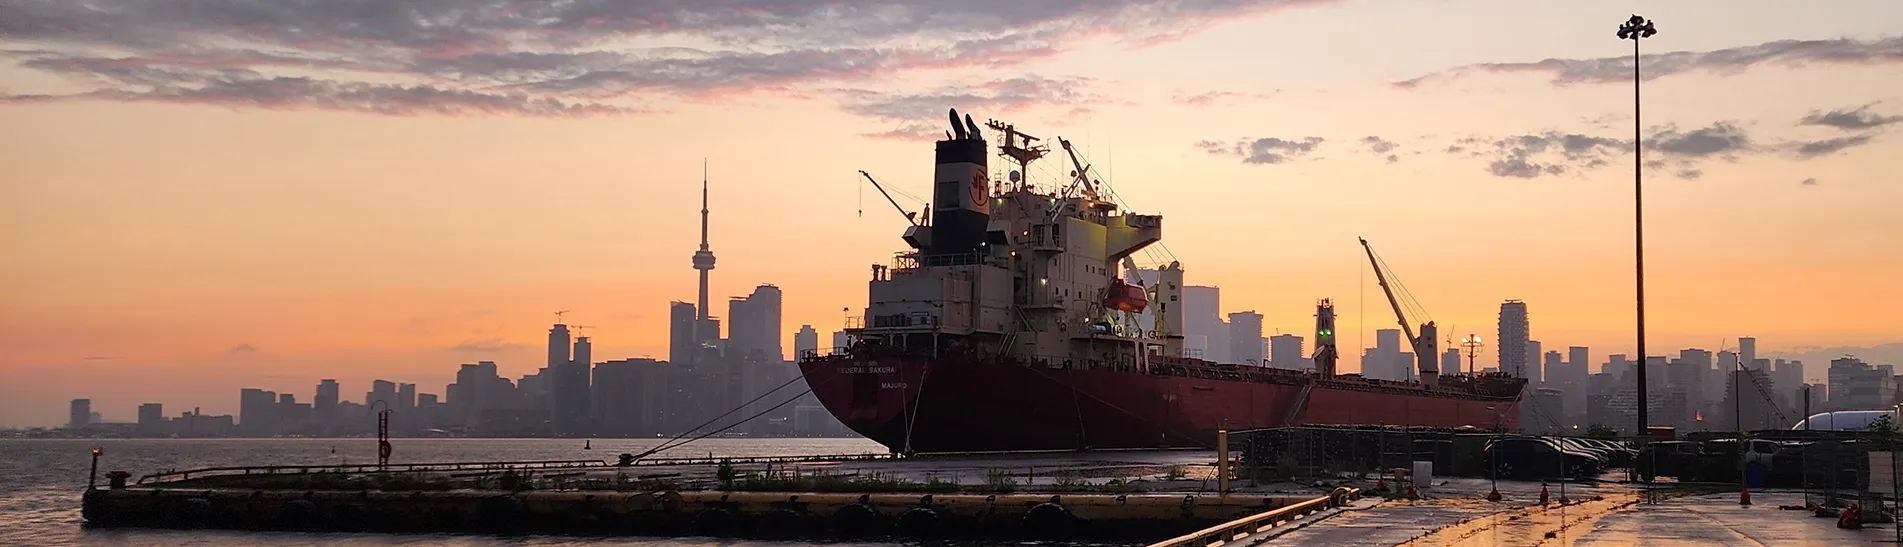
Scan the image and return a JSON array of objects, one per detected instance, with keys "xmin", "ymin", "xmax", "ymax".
[{"xmin": 799, "ymin": 354, "xmax": 1524, "ymax": 453}]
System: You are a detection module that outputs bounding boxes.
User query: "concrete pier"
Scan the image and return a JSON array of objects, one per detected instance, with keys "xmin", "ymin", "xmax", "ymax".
[{"xmin": 82, "ymin": 486, "xmax": 1335, "ymax": 541}]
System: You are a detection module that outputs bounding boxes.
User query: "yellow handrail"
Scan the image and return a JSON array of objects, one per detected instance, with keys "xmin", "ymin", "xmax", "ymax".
[{"xmin": 1147, "ymin": 487, "xmax": 1361, "ymax": 547}]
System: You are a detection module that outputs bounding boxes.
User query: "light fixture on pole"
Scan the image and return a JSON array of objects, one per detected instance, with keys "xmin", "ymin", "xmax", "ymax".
[{"xmin": 1616, "ymin": 13, "xmax": 1658, "ymax": 460}]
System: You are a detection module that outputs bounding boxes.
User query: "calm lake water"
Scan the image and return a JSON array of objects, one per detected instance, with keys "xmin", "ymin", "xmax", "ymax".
[{"xmin": 0, "ymin": 437, "xmax": 886, "ymax": 546}]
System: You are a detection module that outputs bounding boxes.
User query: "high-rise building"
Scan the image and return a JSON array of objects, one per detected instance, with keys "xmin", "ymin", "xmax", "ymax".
[
  {"xmin": 553, "ymin": 333, "xmax": 593, "ymax": 436},
  {"xmin": 593, "ymin": 358, "xmax": 661, "ymax": 436},
  {"xmin": 1228, "ymin": 311, "xmax": 1265, "ymax": 365},
  {"xmin": 314, "ymin": 379, "xmax": 339, "ymax": 421},
  {"xmin": 1497, "ymin": 300, "xmax": 1529, "ymax": 379},
  {"xmin": 1738, "ymin": 337, "xmax": 1757, "ymax": 370},
  {"xmin": 239, "ymin": 388, "xmax": 278, "ymax": 434},
  {"xmin": 1526, "ymin": 340, "xmax": 1544, "ymax": 384},
  {"xmin": 137, "ymin": 403, "xmax": 164, "ymax": 433},
  {"xmin": 366, "ymin": 380, "xmax": 398, "ymax": 412},
  {"xmin": 1442, "ymin": 348, "xmax": 1462, "ymax": 375},
  {"xmin": 69, "ymin": 399, "xmax": 91, "ymax": 429},
  {"xmin": 1542, "ymin": 351, "xmax": 1562, "ymax": 387},
  {"xmin": 831, "ymin": 329, "xmax": 853, "ymax": 350},
  {"xmin": 1183, "ymin": 285, "xmax": 1226, "ymax": 362},
  {"xmin": 728, "ymin": 284, "xmax": 785, "ymax": 362},
  {"xmin": 794, "ymin": 325, "xmax": 820, "ymax": 358},
  {"xmin": 1361, "ymin": 329, "xmax": 1413, "ymax": 381},
  {"xmin": 397, "ymin": 383, "xmax": 417, "ymax": 411},
  {"xmin": 1268, "ymin": 334, "xmax": 1307, "ymax": 371},
  {"xmin": 669, "ymin": 301, "xmax": 697, "ymax": 365}
]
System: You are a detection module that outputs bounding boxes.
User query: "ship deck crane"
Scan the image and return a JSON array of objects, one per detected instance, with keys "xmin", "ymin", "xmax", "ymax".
[
  {"xmin": 1359, "ymin": 238, "xmax": 1441, "ymax": 386},
  {"xmin": 858, "ymin": 170, "xmax": 921, "ymax": 226}
]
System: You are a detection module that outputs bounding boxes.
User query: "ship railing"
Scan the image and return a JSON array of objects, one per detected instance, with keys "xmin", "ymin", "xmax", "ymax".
[
  {"xmin": 1146, "ymin": 487, "xmax": 1361, "ymax": 547},
  {"xmin": 136, "ymin": 459, "xmax": 611, "ymax": 486},
  {"xmin": 890, "ymin": 251, "xmax": 986, "ymax": 270}
]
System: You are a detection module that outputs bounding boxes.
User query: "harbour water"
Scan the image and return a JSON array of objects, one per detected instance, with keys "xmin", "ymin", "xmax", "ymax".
[{"xmin": 0, "ymin": 437, "xmax": 884, "ymax": 546}]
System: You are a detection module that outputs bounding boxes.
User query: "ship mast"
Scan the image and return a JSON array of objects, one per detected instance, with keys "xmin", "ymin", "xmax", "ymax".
[{"xmin": 986, "ymin": 119, "xmax": 1047, "ymax": 191}]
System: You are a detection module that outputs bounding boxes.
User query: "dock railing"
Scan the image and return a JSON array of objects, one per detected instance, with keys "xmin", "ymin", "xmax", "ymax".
[
  {"xmin": 135, "ymin": 453, "xmax": 902, "ymax": 486},
  {"xmin": 1146, "ymin": 487, "xmax": 1360, "ymax": 547}
]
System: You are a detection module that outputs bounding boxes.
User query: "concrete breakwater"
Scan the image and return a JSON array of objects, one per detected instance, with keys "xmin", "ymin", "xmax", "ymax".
[{"xmin": 81, "ymin": 486, "xmax": 1346, "ymax": 541}]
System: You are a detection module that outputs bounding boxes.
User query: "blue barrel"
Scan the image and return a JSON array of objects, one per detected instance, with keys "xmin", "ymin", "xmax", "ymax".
[{"xmin": 1745, "ymin": 462, "xmax": 1768, "ymax": 488}]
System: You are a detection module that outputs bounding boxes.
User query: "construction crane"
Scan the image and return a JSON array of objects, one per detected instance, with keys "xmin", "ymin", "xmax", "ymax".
[
  {"xmin": 574, "ymin": 325, "xmax": 595, "ymax": 337},
  {"xmin": 1359, "ymin": 238, "xmax": 1441, "ymax": 386},
  {"xmin": 554, "ymin": 310, "xmax": 570, "ymax": 324},
  {"xmin": 858, "ymin": 170, "xmax": 921, "ymax": 226}
]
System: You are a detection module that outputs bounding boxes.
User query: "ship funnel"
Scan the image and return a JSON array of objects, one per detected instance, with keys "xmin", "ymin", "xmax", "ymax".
[{"xmin": 931, "ymin": 107, "xmax": 991, "ymax": 257}]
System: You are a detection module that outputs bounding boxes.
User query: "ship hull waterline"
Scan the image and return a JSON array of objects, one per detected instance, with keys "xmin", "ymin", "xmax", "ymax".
[{"xmin": 799, "ymin": 356, "xmax": 1524, "ymax": 454}]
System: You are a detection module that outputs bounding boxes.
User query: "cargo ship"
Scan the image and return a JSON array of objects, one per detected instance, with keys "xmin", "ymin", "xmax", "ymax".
[{"xmin": 798, "ymin": 110, "xmax": 1526, "ymax": 454}]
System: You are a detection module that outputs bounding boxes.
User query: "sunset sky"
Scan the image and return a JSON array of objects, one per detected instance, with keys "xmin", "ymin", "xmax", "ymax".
[{"xmin": 3, "ymin": 1, "xmax": 1902, "ymax": 426}]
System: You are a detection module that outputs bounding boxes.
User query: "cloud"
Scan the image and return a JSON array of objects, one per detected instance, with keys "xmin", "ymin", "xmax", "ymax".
[
  {"xmin": 1470, "ymin": 131, "xmax": 1630, "ymax": 179},
  {"xmin": 1798, "ymin": 103, "xmax": 1903, "ymax": 131},
  {"xmin": 1361, "ymin": 136, "xmax": 1398, "ymax": 154},
  {"xmin": 1789, "ymin": 134, "xmax": 1875, "ymax": 158},
  {"xmin": 1, "ymin": 0, "xmax": 1339, "ymax": 117},
  {"xmin": 1648, "ymin": 122, "xmax": 1754, "ymax": 159},
  {"xmin": 839, "ymin": 76, "xmax": 1099, "ymax": 141},
  {"xmin": 1342, "ymin": 136, "xmax": 1401, "ymax": 163},
  {"xmin": 1173, "ymin": 90, "xmax": 1275, "ymax": 107},
  {"xmin": 1455, "ymin": 114, "xmax": 1884, "ymax": 179},
  {"xmin": 83, "ymin": 356, "xmax": 118, "ymax": 361},
  {"xmin": 228, "ymin": 343, "xmax": 258, "ymax": 353},
  {"xmin": 451, "ymin": 339, "xmax": 528, "ymax": 353},
  {"xmin": 1801, "ymin": 177, "xmax": 1820, "ymax": 186},
  {"xmin": 1395, "ymin": 37, "xmax": 1903, "ymax": 88},
  {"xmin": 1200, "ymin": 136, "xmax": 1326, "ymax": 165}
]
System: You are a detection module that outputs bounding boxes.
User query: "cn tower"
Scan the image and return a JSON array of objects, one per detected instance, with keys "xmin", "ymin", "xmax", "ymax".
[{"xmin": 690, "ymin": 161, "xmax": 717, "ymax": 354}]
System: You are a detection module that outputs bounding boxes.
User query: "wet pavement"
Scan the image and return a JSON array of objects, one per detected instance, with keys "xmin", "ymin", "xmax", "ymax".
[
  {"xmin": 1568, "ymin": 491, "xmax": 1897, "ymax": 546},
  {"xmin": 1257, "ymin": 477, "xmax": 1636, "ymax": 545},
  {"xmin": 1258, "ymin": 484, "xmax": 1903, "ymax": 546}
]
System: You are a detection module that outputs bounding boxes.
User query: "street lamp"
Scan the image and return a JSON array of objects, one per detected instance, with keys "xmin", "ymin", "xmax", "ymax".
[{"xmin": 1617, "ymin": 13, "xmax": 1658, "ymax": 457}]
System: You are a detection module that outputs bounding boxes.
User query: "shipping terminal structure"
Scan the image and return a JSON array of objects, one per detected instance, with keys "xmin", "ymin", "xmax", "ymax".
[{"xmin": 798, "ymin": 109, "xmax": 1527, "ymax": 454}]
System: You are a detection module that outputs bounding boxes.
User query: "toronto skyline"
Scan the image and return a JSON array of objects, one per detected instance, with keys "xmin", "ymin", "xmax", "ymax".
[{"xmin": 5, "ymin": 1, "xmax": 1903, "ymax": 427}]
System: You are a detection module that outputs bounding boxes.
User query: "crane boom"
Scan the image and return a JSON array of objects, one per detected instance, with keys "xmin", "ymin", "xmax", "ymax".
[
  {"xmin": 859, "ymin": 170, "xmax": 920, "ymax": 226},
  {"xmin": 1360, "ymin": 238, "xmax": 1418, "ymax": 345},
  {"xmin": 1360, "ymin": 238, "xmax": 1440, "ymax": 381}
]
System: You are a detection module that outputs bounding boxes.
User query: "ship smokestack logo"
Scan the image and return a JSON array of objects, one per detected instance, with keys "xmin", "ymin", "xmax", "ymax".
[{"xmin": 970, "ymin": 170, "xmax": 988, "ymax": 208}]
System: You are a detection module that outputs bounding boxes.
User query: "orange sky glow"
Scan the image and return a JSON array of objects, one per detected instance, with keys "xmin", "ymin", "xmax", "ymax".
[{"xmin": 3, "ymin": 0, "xmax": 1902, "ymax": 426}]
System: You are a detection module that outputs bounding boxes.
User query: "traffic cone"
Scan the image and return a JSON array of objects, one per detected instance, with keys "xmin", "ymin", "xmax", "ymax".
[
  {"xmin": 1740, "ymin": 483, "xmax": 1752, "ymax": 506},
  {"xmin": 1540, "ymin": 483, "xmax": 1550, "ymax": 506}
]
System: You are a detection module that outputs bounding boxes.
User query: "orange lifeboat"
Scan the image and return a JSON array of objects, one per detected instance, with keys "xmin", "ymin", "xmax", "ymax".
[{"xmin": 1102, "ymin": 279, "xmax": 1149, "ymax": 313}]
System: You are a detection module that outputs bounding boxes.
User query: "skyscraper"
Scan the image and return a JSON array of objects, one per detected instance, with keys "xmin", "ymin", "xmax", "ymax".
[
  {"xmin": 1527, "ymin": 340, "xmax": 1543, "ymax": 384},
  {"xmin": 315, "ymin": 379, "xmax": 339, "ymax": 421},
  {"xmin": 69, "ymin": 399, "xmax": 91, "ymax": 429},
  {"xmin": 1362, "ymin": 329, "xmax": 1413, "ymax": 381},
  {"xmin": 1497, "ymin": 300, "xmax": 1529, "ymax": 379},
  {"xmin": 728, "ymin": 284, "xmax": 784, "ymax": 362},
  {"xmin": 1227, "ymin": 311, "xmax": 1265, "ymax": 365},
  {"xmin": 1268, "ymin": 334, "xmax": 1306, "ymax": 370},
  {"xmin": 1183, "ymin": 285, "xmax": 1226, "ymax": 362},
  {"xmin": 553, "ymin": 332, "xmax": 593, "ymax": 436},
  {"xmin": 668, "ymin": 301, "xmax": 696, "ymax": 365},
  {"xmin": 794, "ymin": 325, "xmax": 820, "ymax": 358},
  {"xmin": 1442, "ymin": 348, "xmax": 1462, "ymax": 375},
  {"xmin": 1739, "ymin": 337, "xmax": 1757, "ymax": 370}
]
